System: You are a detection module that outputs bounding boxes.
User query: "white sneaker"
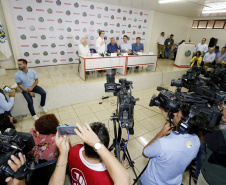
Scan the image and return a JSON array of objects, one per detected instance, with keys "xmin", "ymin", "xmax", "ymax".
[
  {"xmin": 33, "ymin": 115, "xmax": 39, "ymax": 121},
  {"xmin": 40, "ymin": 106, "xmax": 48, "ymax": 113}
]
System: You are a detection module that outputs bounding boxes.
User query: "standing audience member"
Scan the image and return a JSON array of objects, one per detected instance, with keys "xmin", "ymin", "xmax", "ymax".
[
  {"xmin": 194, "ymin": 38, "xmax": 208, "ymax": 57},
  {"xmin": 197, "ymin": 130, "xmax": 226, "ymax": 185},
  {"xmin": 14, "ymin": 59, "xmax": 47, "ymax": 121},
  {"xmin": 0, "ymin": 88, "xmax": 17, "ymax": 123},
  {"xmin": 49, "ymin": 123, "xmax": 130, "ymax": 185},
  {"xmin": 120, "ymin": 35, "xmax": 132, "ymax": 54},
  {"xmin": 164, "ymin": 34, "xmax": 174, "ymax": 59},
  {"xmin": 107, "ymin": 37, "xmax": 120, "ymax": 53},
  {"xmin": 95, "ymin": 30, "xmax": 106, "ymax": 54},
  {"xmin": 132, "ymin": 37, "xmax": 144, "ymax": 53},
  {"xmin": 203, "ymin": 48, "xmax": 216, "ymax": 65},
  {"xmin": 190, "ymin": 51, "xmax": 202, "ymax": 67},
  {"xmin": 28, "ymin": 114, "xmax": 60, "ymax": 164},
  {"xmin": 0, "ymin": 113, "xmax": 15, "ymax": 134},
  {"xmin": 157, "ymin": 32, "xmax": 165, "ymax": 59},
  {"xmin": 78, "ymin": 37, "xmax": 90, "ymax": 56}
]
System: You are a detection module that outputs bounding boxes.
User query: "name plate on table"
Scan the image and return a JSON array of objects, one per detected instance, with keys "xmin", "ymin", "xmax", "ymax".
[
  {"xmin": 110, "ymin": 53, "xmax": 117, "ymax": 57},
  {"xmin": 92, "ymin": 53, "xmax": 100, "ymax": 57},
  {"xmin": 122, "ymin": 53, "xmax": 128, "ymax": 56},
  {"xmin": 137, "ymin": 52, "xmax": 143, "ymax": 55},
  {"xmin": 149, "ymin": 52, "xmax": 154, "ymax": 55}
]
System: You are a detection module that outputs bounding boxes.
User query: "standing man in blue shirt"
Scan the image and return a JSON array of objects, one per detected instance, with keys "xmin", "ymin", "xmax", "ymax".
[
  {"xmin": 137, "ymin": 104, "xmax": 207, "ymax": 185},
  {"xmin": 132, "ymin": 37, "xmax": 144, "ymax": 53},
  {"xmin": 14, "ymin": 59, "xmax": 47, "ymax": 121},
  {"xmin": 107, "ymin": 37, "xmax": 120, "ymax": 53},
  {"xmin": 120, "ymin": 35, "xmax": 132, "ymax": 54}
]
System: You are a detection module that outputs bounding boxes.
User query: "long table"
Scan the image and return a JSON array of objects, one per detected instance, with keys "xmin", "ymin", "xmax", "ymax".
[{"xmin": 79, "ymin": 54, "xmax": 158, "ymax": 81}]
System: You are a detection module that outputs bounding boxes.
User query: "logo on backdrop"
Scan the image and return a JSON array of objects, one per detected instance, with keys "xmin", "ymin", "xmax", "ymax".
[
  {"xmin": 111, "ymin": 15, "xmax": 114, "ymax": 20},
  {"xmin": 47, "ymin": 8, "xmax": 52, "ymax": 14},
  {"xmin": 58, "ymin": 18, "xmax": 63, "ymax": 23},
  {"xmin": 75, "ymin": 36, "xmax": 80, "ymax": 40},
  {"xmin": 66, "ymin": 10, "xmax": 71, "ymax": 15},
  {"xmin": 74, "ymin": 2, "xmax": 79, "ymax": 7},
  {"xmin": 83, "ymin": 12, "xmax": 87, "ymax": 17},
  {"xmin": 59, "ymin": 35, "xmax": 64, "ymax": 40},
  {"xmin": 35, "ymin": 59, "xmax": 40, "ymax": 64},
  {"xmin": 75, "ymin": 20, "xmax": 79, "ymax": 24},
  {"xmin": 36, "ymin": 0, "xmax": 42, "ymax": 3},
  {"xmin": 29, "ymin": 26, "xmax": 35, "ymax": 31},
  {"xmin": 68, "ymin": 43, "xmax": 72, "ymax": 47},
  {"xmin": 32, "ymin": 43, "xmax": 38, "ymax": 48},
  {"xmin": 90, "ymin": 5, "xmax": 94, "ymax": 9},
  {"xmin": 56, "ymin": 0, "xmax": 61, "ymax": 5},
  {"xmin": 17, "ymin": 15, "xmax": 23, "ymax": 21},
  {"xmin": 53, "ymin": 58, "xmax": 57, "ymax": 63},
  {"xmin": 117, "ymin": 8, "xmax": 121, "ymax": 13},
  {"xmin": 26, "ymin": 6, "xmax": 32, "ymax": 12},
  {"xmin": 38, "ymin": 17, "xmax": 44, "ymax": 22},
  {"xmin": 20, "ymin": 34, "xmax": 26, "ymax": 40},
  {"xmin": 24, "ymin": 52, "xmax": 29, "ymax": 57},
  {"xmin": 90, "ymin": 21, "xmax": 94, "ymax": 25},
  {"xmin": 185, "ymin": 50, "xmax": 191, "ymax": 57},
  {"xmin": 49, "ymin": 27, "xmax": 54, "ymax": 31},
  {"xmin": 51, "ymin": 43, "xmax": 56, "ymax": 48},
  {"xmin": 0, "ymin": 25, "xmax": 6, "ymax": 44},
  {"xmin": 105, "ymin": 7, "xmax": 108, "ymax": 11}
]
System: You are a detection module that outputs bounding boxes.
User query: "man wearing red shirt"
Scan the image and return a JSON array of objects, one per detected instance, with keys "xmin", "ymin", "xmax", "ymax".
[{"xmin": 68, "ymin": 122, "xmax": 113, "ymax": 185}]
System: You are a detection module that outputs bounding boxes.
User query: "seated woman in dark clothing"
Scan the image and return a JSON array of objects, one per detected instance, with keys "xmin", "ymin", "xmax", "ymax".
[
  {"xmin": 190, "ymin": 51, "xmax": 202, "ymax": 67},
  {"xmin": 28, "ymin": 114, "xmax": 60, "ymax": 164},
  {"xmin": 0, "ymin": 113, "xmax": 15, "ymax": 133}
]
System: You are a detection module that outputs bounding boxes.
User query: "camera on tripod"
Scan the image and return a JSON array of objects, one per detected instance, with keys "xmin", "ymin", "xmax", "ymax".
[
  {"xmin": 104, "ymin": 73, "xmax": 138, "ymax": 134},
  {"xmin": 0, "ymin": 128, "xmax": 35, "ymax": 181}
]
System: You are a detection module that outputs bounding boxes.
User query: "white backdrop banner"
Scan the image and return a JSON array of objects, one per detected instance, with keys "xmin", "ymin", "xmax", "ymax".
[{"xmin": 9, "ymin": 0, "xmax": 149, "ymax": 67}]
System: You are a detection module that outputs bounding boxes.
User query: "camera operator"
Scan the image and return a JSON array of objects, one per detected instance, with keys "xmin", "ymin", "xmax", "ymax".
[
  {"xmin": 137, "ymin": 104, "xmax": 208, "ymax": 185},
  {"xmin": 4, "ymin": 152, "xmax": 26, "ymax": 185},
  {"xmin": 0, "ymin": 88, "xmax": 17, "ymax": 123},
  {"xmin": 196, "ymin": 129, "xmax": 226, "ymax": 185},
  {"xmin": 49, "ymin": 123, "xmax": 129, "ymax": 185}
]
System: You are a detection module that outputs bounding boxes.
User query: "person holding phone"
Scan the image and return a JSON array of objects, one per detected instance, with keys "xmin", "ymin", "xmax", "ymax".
[
  {"xmin": 14, "ymin": 59, "xmax": 47, "ymax": 121},
  {"xmin": 107, "ymin": 37, "xmax": 120, "ymax": 53},
  {"xmin": 0, "ymin": 87, "xmax": 17, "ymax": 123},
  {"xmin": 49, "ymin": 123, "xmax": 129, "ymax": 185}
]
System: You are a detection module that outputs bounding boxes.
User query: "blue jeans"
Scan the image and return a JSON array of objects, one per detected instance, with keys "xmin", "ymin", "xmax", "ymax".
[
  {"xmin": 195, "ymin": 141, "xmax": 206, "ymax": 178},
  {"xmin": 164, "ymin": 47, "xmax": 172, "ymax": 59},
  {"xmin": 22, "ymin": 85, "xmax": 46, "ymax": 116}
]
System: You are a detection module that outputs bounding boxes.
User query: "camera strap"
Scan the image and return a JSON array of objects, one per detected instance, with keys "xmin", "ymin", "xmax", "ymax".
[{"xmin": 13, "ymin": 163, "xmax": 30, "ymax": 180}]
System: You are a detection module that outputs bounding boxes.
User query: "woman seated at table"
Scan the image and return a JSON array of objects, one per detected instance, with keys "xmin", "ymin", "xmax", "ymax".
[
  {"xmin": 190, "ymin": 51, "xmax": 202, "ymax": 67},
  {"xmin": 28, "ymin": 114, "xmax": 60, "ymax": 164}
]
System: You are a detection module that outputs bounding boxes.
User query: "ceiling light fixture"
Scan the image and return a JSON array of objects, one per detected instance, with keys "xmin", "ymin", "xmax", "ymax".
[
  {"xmin": 159, "ymin": 0, "xmax": 182, "ymax": 4},
  {"xmin": 202, "ymin": 10, "xmax": 226, "ymax": 14}
]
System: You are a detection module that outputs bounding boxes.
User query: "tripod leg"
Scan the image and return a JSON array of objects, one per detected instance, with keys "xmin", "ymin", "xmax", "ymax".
[
  {"xmin": 113, "ymin": 119, "xmax": 120, "ymax": 161},
  {"xmin": 124, "ymin": 149, "xmax": 138, "ymax": 179},
  {"xmin": 132, "ymin": 160, "xmax": 149, "ymax": 185}
]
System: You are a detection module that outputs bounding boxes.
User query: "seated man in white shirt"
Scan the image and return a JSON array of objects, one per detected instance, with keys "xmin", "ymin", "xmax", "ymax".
[
  {"xmin": 120, "ymin": 35, "xmax": 132, "ymax": 54},
  {"xmin": 203, "ymin": 48, "xmax": 216, "ymax": 65},
  {"xmin": 95, "ymin": 30, "xmax": 106, "ymax": 54},
  {"xmin": 78, "ymin": 37, "xmax": 90, "ymax": 56},
  {"xmin": 194, "ymin": 38, "xmax": 208, "ymax": 57}
]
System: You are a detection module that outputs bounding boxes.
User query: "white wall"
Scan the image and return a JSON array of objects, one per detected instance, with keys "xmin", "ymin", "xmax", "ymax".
[
  {"xmin": 149, "ymin": 11, "xmax": 193, "ymax": 54},
  {"xmin": 187, "ymin": 17, "xmax": 226, "ymax": 48},
  {"xmin": 0, "ymin": 0, "xmax": 16, "ymax": 69}
]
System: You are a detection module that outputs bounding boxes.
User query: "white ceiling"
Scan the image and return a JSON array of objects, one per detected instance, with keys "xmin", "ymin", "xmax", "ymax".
[{"xmin": 87, "ymin": 0, "xmax": 226, "ymax": 18}]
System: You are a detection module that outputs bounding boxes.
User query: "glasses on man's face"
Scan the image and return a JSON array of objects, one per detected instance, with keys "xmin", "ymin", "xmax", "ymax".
[{"xmin": 102, "ymin": 33, "xmax": 105, "ymax": 35}]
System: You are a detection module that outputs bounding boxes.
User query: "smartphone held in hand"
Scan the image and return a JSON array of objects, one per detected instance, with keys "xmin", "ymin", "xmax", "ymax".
[
  {"xmin": 57, "ymin": 126, "xmax": 77, "ymax": 136},
  {"xmin": 3, "ymin": 86, "xmax": 11, "ymax": 93}
]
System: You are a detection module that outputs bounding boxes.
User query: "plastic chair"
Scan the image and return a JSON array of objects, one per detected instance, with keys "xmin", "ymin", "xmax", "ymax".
[{"xmin": 90, "ymin": 48, "xmax": 97, "ymax": 53}]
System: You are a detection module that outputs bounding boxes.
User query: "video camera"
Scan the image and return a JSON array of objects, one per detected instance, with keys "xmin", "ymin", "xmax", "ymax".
[
  {"xmin": 149, "ymin": 87, "xmax": 222, "ymax": 128},
  {"xmin": 104, "ymin": 73, "xmax": 138, "ymax": 134},
  {"xmin": 0, "ymin": 128, "xmax": 35, "ymax": 181}
]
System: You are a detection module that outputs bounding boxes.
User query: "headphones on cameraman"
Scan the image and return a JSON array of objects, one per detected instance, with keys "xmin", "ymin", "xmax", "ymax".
[{"xmin": 177, "ymin": 106, "xmax": 201, "ymax": 134}]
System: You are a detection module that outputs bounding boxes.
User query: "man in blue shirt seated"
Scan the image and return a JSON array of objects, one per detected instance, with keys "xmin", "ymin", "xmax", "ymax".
[
  {"xmin": 120, "ymin": 35, "xmax": 132, "ymax": 54},
  {"xmin": 14, "ymin": 59, "xmax": 47, "ymax": 121},
  {"xmin": 107, "ymin": 37, "xmax": 120, "ymax": 53},
  {"xmin": 137, "ymin": 104, "xmax": 207, "ymax": 185},
  {"xmin": 132, "ymin": 37, "xmax": 144, "ymax": 53}
]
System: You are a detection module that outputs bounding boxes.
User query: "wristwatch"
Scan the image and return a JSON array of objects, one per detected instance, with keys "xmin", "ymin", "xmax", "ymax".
[{"xmin": 94, "ymin": 141, "xmax": 103, "ymax": 151}]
